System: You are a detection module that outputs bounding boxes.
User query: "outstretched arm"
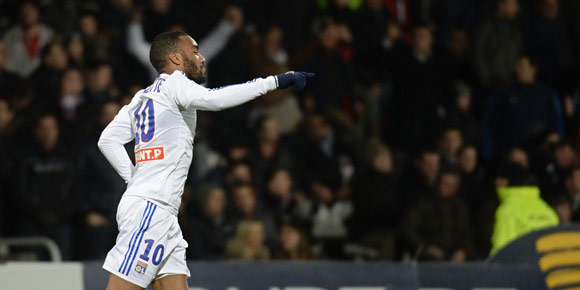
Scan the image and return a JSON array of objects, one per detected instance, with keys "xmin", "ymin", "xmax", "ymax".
[
  {"xmin": 98, "ymin": 106, "xmax": 135, "ymax": 183},
  {"xmin": 175, "ymin": 71, "xmax": 314, "ymax": 111}
]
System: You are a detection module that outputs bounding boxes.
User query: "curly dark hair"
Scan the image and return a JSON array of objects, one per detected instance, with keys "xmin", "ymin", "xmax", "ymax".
[{"xmin": 149, "ymin": 31, "xmax": 188, "ymax": 73}]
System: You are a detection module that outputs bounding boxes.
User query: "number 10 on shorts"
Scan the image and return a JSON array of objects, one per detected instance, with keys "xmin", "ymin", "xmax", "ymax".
[{"xmin": 139, "ymin": 239, "xmax": 164, "ymax": 266}]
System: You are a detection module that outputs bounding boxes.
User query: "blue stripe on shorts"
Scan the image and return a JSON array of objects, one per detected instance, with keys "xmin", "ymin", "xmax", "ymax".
[
  {"xmin": 118, "ymin": 201, "xmax": 152, "ymax": 273},
  {"xmin": 124, "ymin": 203, "xmax": 157, "ymax": 275}
]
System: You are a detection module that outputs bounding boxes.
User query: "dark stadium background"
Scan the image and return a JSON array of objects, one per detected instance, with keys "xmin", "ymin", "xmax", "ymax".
[{"xmin": 0, "ymin": 0, "xmax": 579, "ymax": 266}]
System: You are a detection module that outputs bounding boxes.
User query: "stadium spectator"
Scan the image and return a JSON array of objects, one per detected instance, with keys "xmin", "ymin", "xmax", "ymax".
[
  {"xmin": 413, "ymin": 0, "xmax": 476, "ymax": 41},
  {"xmin": 293, "ymin": 113, "xmax": 358, "ymax": 258},
  {"xmin": 400, "ymin": 147, "xmax": 442, "ymax": 206},
  {"xmin": 58, "ymin": 67, "xmax": 86, "ymax": 122},
  {"xmin": 473, "ymin": 0, "xmax": 523, "ymax": 89},
  {"xmin": 142, "ymin": 0, "xmax": 182, "ymax": 42},
  {"xmin": 127, "ymin": 5, "xmax": 242, "ymax": 81},
  {"xmin": 443, "ymin": 82, "xmax": 480, "ymax": 147},
  {"xmin": 223, "ymin": 162, "xmax": 253, "ymax": 193},
  {"xmin": 457, "ymin": 145, "xmax": 486, "ymax": 211},
  {"xmin": 298, "ymin": 16, "xmax": 355, "ymax": 114},
  {"xmin": 32, "ymin": 0, "xmax": 78, "ymax": 37},
  {"xmin": 99, "ymin": 0, "xmax": 133, "ymax": 37},
  {"xmin": 248, "ymin": 116, "xmax": 294, "ymax": 194},
  {"xmin": 549, "ymin": 195, "xmax": 573, "ymax": 224},
  {"xmin": 562, "ymin": 166, "xmax": 580, "ymax": 222},
  {"xmin": 84, "ymin": 62, "xmax": 116, "ymax": 103},
  {"xmin": 274, "ymin": 222, "xmax": 313, "ymax": 260},
  {"xmin": 349, "ymin": 139, "xmax": 402, "ymax": 260},
  {"xmin": 0, "ymin": 40, "xmax": 22, "ymax": 98},
  {"xmin": 534, "ymin": 131, "xmax": 562, "ymax": 172},
  {"xmin": 541, "ymin": 141, "xmax": 577, "ymax": 198},
  {"xmin": 490, "ymin": 163, "xmax": 559, "ymax": 255},
  {"xmin": 506, "ymin": 147, "xmax": 530, "ymax": 170},
  {"xmin": 351, "ymin": 0, "xmax": 391, "ymax": 80},
  {"xmin": 78, "ymin": 12, "xmax": 110, "ymax": 63},
  {"xmin": 402, "ymin": 170, "xmax": 471, "ymax": 262},
  {"xmin": 383, "ymin": 0, "xmax": 412, "ymax": 30},
  {"xmin": 263, "ymin": 168, "xmax": 310, "ymax": 226},
  {"xmin": 29, "ymin": 41, "xmax": 69, "ymax": 108},
  {"xmin": 294, "ymin": 113, "xmax": 360, "ymax": 199},
  {"xmin": 377, "ymin": 18, "xmax": 405, "ymax": 82},
  {"xmin": 526, "ymin": 0, "xmax": 573, "ymax": 93},
  {"xmin": 389, "ymin": 24, "xmax": 453, "ymax": 149},
  {"xmin": 357, "ymin": 19, "xmax": 404, "ymax": 140},
  {"xmin": 229, "ymin": 183, "xmax": 278, "ymax": 249},
  {"xmin": 247, "ymin": 26, "xmax": 288, "ymax": 79},
  {"xmin": 226, "ymin": 220, "xmax": 270, "ymax": 260},
  {"xmin": 447, "ymin": 27, "xmax": 473, "ymax": 81},
  {"xmin": 303, "ymin": 181, "xmax": 353, "ymax": 259},
  {"xmin": 182, "ymin": 183, "xmax": 234, "ymax": 260},
  {"xmin": 457, "ymin": 145, "xmax": 490, "ymax": 260},
  {"xmin": 78, "ymin": 101, "xmax": 125, "ymax": 259},
  {"xmin": 64, "ymin": 35, "xmax": 85, "ymax": 68},
  {"xmin": 58, "ymin": 66, "xmax": 105, "ymax": 145},
  {"xmin": 316, "ymin": 0, "xmax": 359, "ymax": 47},
  {"xmin": 6, "ymin": 114, "xmax": 81, "ymax": 260},
  {"xmin": 5, "ymin": 84, "xmax": 41, "ymax": 145},
  {"xmin": 439, "ymin": 128, "xmax": 463, "ymax": 169},
  {"xmin": 482, "ymin": 54, "xmax": 564, "ymax": 162},
  {"xmin": 2, "ymin": 1, "xmax": 54, "ymax": 78}
]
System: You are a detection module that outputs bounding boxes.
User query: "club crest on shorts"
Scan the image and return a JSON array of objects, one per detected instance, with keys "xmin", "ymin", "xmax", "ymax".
[{"xmin": 135, "ymin": 261, "xmax": 148, "ymax": 275}]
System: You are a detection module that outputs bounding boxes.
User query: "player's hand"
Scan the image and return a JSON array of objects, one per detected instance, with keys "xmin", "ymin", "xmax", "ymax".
[
  {"xmin": 224, "ymin": 5, "xmax": 244, "ymax": 30},
  {"xmin": 276, "ymin": 71, "xmax": 315, "ymax": 90}
]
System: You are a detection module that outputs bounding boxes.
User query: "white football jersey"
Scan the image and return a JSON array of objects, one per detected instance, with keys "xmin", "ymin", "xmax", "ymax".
[{"xmin": 99, "ymin": 70, "xmax": 277, "ymax": 214}]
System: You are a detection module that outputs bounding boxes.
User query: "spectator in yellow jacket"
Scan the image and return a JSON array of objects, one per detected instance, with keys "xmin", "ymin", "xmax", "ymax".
[{"xmin": 490, "ymin": 163, "xmax": 559, "ymax": 255}]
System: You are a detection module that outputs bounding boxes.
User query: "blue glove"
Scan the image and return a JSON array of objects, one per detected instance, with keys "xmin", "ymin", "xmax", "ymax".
[{"xmin": 276, "ymin": 71, "xmax": 315, "ymax": 90}]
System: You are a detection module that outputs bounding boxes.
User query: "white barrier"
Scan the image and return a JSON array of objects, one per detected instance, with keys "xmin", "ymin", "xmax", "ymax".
[
  {"xmin": 0, "ymin": 237, "xmax": 62, "ymax": 262},
  {"xmin": 0, "ymin": 262, "xmax": 83, "ymax": 290}
]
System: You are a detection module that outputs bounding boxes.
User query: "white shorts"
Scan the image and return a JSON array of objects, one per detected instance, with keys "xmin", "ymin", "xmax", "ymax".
[{"xmin": 103, "ymin": 196, "xmax": 190, "ymax": 288}]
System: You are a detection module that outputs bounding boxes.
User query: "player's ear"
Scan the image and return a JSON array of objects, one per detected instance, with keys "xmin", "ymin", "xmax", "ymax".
[{"xmin": 168, "ymin": 52, "xmax": 181, "ymax": 66}]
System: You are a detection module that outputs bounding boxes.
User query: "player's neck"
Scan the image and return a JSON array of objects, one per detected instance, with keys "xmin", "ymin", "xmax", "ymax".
[{"xmin": 159, "ymin": 67, "xmax": 180, "ymax": 75}]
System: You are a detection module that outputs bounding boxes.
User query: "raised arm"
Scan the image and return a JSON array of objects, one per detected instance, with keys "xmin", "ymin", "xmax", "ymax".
[
  {"xmin": 127, "ymin": 21, "xmax": 158, "ymax": 81},
  {"xmin": 198, "ymin": 19, "xmax": 237, "ymax": 65},
  {"xmin": 128, "ymin": 7, "xmax": 239, "ymax": 82},
  {"xmin": 98, "ymin": 106, "xmax": 135, "ymax": 183}
]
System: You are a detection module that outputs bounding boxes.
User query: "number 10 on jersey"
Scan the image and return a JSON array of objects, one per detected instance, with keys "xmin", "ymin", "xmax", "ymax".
[{"xmin": 134, "ymin": 99, "xmax": 155, "ymax": 145}]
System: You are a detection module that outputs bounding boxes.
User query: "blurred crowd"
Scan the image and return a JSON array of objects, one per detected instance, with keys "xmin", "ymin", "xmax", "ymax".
[{"xmin": 0, "ymin": 0, "xmax": 580, "ymax": 262}]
